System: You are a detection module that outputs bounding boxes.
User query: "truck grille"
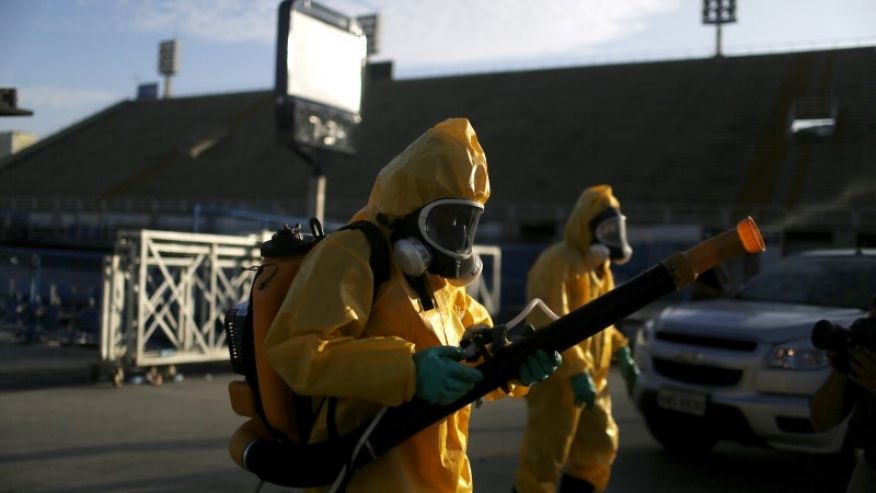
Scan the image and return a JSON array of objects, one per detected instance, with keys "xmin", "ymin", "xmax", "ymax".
[
  {"xmin": 653, "ymin": 357, "xmax": 743, "ymax": 386},
  {"xmin": 655, "ymin": 330, "xmax": 757, "ymax": 351}
]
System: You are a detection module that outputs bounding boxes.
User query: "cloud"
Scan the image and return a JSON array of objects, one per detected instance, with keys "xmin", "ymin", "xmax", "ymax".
[
  {"xmin": 325, "ymin": 0, "xmax": 681, "ymax": 66},
  {"xmin": 18, "ymin": 86, "xmax": 120, "ymax": 109},
  {"xmin": 118, "ymin": 0, "xmax": 278, "ymax": 43},
  {"xmin": 107, "ymin": 0, "xmax": 681, "ymax": 61}
]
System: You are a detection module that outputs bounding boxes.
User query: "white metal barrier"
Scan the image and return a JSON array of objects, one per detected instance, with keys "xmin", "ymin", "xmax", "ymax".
[
  {"xmin": 100, "ymin": 230, "xmax": 265, "ymax": 369},
  {"xmin": 100, "ymin": 229, "xmax": 503, "ymax": 371}
]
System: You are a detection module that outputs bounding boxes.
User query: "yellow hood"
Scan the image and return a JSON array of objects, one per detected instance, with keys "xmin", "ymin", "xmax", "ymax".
[
  {"xmin": 355, "ymin": 118, "xmax": 490, "ymax": 222},
  {"xmin": 563, "ymin": 184, "xmax": 621, "ymax": 251}
]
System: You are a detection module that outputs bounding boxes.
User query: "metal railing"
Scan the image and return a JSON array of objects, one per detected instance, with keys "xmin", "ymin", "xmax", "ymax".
[{"xmin": 4, "ymin": 197, "xmax": 875, "ymax": 241}]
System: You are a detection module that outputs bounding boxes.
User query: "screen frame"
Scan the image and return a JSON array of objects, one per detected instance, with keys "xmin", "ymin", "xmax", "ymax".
[{"xmin": 274, "ymin": 0, "xmax": 367, "ymax": 154}]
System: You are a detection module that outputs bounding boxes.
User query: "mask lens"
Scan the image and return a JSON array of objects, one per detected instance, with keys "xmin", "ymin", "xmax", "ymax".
[
  {"xmin": 595, "ymin": 214, "xmax": 627, "ymax": 248},
  {"xmin": 420, "ymin": 201, "xmax": 483, "ymax": 256}
]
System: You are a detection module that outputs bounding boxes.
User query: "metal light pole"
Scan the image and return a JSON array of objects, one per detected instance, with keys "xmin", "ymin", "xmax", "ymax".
[
  {"xmin": 702, "ymin": 0, "xmax": 737, "ymax": 57},
  {"xmin": 307, "ymin": 156, "xmax": 327, "ymax": 224}
]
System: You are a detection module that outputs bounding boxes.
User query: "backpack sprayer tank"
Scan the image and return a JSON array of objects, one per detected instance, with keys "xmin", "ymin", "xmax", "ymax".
[{"xmin": 228, "ymin": 221, "xmax": 326, "ymax": 465}]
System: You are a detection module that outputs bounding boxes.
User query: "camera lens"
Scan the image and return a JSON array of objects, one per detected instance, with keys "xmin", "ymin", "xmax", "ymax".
[{"xmin": 811, "ymin": 319, "xmax": 844, "ymax": 351}]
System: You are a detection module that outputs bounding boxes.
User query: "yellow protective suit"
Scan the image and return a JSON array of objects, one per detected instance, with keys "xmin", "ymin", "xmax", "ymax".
[
  {"xmin": 514, "ymin": 185, "xmax": 629, "ymax": 493},
  {"xmin": 264, "ymin": 118, "xmax": 511, "ymax": 493}
]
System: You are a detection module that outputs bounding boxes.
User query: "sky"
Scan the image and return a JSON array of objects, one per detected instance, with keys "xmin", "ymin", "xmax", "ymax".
[{"xmin": 1, "ymin": 0, "xmax": 875, "ymax": 139}]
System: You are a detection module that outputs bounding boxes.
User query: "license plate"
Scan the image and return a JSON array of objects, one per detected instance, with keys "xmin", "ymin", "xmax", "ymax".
[{"xmin": 657, "ymin": 388, "xmax": 708, "ymax": 416}]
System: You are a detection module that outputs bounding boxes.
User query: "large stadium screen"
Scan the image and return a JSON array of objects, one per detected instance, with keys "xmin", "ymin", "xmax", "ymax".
[
  {"xmin": 275, "ymin": 0, "xmax": 367, "ymax": 154},
  {"xmin": 286, "ymin": 9, "xmax": 365, "ymax": 113}
]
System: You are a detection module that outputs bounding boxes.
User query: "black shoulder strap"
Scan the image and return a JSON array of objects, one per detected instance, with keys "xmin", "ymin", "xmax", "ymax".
[{"xmin": 340, "ymin": 220, "xmax": 391, "ymax": 301}]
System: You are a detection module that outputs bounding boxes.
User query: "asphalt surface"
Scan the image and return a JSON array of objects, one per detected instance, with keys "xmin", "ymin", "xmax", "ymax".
[{"xmin": 0, "ymin": 343, "xmax": 855, "ymax": 493}]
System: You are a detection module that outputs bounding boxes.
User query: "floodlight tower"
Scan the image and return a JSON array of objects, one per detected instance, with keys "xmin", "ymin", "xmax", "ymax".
[
  {"xmin": 158, "ymin": 39, "xmax": 179, "ymax": 98},
  {"xmin": 702, "ymin": 0, "xmax": 737, "ymax": 57}
]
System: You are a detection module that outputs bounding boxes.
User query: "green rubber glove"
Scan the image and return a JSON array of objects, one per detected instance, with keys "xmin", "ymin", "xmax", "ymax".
[
  {"xmin": 615, "ymin": 346, "xmax": 640, "ymax": 396},
  {"xmin": 570, "ymin": 372, "xmax": 597, "ymax": 408},
  {"xmin": 517, "ymin": 349, "xmax": 562, "ymax": 386},
  {"xmin": 413, "ymin": 346, "xmax": 484, "ymax": 405}
]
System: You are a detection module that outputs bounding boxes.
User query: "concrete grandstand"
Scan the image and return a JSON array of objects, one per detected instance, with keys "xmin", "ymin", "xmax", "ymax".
[{"xmin": 1, "ymin": 46, "xmax": 874, "ymax": 248}]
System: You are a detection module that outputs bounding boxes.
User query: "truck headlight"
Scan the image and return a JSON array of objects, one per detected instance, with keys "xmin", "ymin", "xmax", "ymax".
[{"xmin": 766, "ymin": 339, "xmax": 828, "ymax": 370}]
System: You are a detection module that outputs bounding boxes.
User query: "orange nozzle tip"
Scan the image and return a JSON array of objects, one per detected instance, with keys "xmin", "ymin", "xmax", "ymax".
[{"xmin": 736, "ymin": 216, "xmax": 765, "ymax": 253}]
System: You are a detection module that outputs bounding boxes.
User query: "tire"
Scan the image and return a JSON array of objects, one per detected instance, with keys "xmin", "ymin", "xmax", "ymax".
[{"xmin": 643, "ymin": 410, "xmax": 719, "ymax": 454}]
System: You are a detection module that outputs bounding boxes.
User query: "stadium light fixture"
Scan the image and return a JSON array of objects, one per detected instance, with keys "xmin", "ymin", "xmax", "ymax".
[
  {"xmin": 702, "ymin": 0, "xmax": 737, "ymax": 57},
  {"xmin": 0, "ymin": 88, "xmax": 33, "ymax": 117},
  {"xmin": 158, "ymin": 39, "xmax": 179, "ymax": 98}
]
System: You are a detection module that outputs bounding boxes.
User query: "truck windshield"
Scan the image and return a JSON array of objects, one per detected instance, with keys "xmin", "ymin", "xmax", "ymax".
[{"xmin": 735, "ymin": 255, "xmax": 876, "ymax": 309}]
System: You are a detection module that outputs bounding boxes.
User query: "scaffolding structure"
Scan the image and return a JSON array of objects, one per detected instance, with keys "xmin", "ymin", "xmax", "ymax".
[
  {"xmin": 100, "ymin": 230, "xmax": 266, "ymax": 376},
  {"xmin": 99, "ymin": 229, "xmax": 502, "ymax": 380}
]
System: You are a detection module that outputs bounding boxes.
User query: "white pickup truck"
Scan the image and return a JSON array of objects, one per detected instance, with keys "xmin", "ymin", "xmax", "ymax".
[{"xmin": 633, "ymin": 249, "xmax": 876, "ymax": 454}]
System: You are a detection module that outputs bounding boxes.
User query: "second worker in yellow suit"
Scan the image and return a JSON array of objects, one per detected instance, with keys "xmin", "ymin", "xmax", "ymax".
[{"xmin": 514, "ymin": 185, "xmax": 640, "ymax": 493}]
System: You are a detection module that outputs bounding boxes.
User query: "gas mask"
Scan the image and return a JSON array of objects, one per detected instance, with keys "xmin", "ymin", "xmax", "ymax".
[
  {"xmin": 588, "ymin": 207, "xmax": 633, "ymax": 265},
  {"xmin": 390, "ymin": 198, "xmax": 484, "ymax": 286}
]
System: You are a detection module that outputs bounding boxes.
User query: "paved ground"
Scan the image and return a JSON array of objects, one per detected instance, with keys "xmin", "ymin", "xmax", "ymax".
[{"xmin": 0, "ymin": 343, "xmax": 855, "ymax": 493}]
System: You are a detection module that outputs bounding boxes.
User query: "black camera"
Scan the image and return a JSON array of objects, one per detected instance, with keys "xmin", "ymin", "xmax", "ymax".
[{"xmin": 811, "ymin": 316, "xmax": 876, "ymax": 373}]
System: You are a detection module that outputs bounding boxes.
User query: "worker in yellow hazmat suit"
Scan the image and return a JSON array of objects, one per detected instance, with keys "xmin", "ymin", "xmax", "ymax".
[
  {"xmin": 514, "ymin": 185, "xmax": 639, "ymax": 493},
  {"xmin": 264, "ymin": 118, "xmax": 561, "ymax": 492}
]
